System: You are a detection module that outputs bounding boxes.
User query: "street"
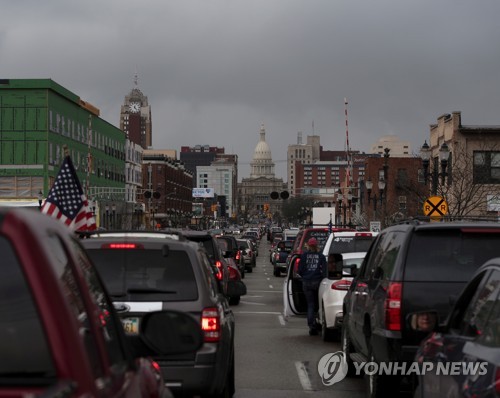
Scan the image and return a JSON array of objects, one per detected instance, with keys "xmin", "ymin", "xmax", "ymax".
[{"xmin": 232, "ymin": 238, "xmax": 365, "ymax": 398}]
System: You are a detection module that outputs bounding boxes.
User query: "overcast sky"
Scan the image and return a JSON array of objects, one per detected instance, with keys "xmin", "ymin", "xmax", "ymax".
[{"xmin": 2, "ymin": 0, "xmax": 500, "ymax": 181}]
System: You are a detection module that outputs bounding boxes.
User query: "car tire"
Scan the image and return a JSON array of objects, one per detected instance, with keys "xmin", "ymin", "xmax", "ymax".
[
  {"xmin": 247, "ymin": 266, "xmax": 253, "ymax": 273},
  {"xmin": 273, "ymin": 267, "xmax": 280, "ymax": 277},
  {"xmin": 203, "ymin": 349, "xmax": 235, "ymax": 398},
  {"xmin": 321, "ymin": 306, "xmax": 337, "ymax": 342},
  {"xmin": 341, "ymin": 320, "xmax": 357, "ymax": 377},
  {"xmin": 229, "ymin": 296, "xmax": 240, "ymax": 305}
]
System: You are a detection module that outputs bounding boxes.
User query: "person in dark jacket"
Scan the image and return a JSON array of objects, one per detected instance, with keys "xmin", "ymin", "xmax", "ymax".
[{"xmin": 298, "ymin": 237, "xmax": 327, "ymax": 335}]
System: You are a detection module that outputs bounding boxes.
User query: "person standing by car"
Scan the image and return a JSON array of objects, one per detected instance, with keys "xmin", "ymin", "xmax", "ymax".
[{"xmin": 298, "ymin": 237, "xmax": 327, "ymax": 335}]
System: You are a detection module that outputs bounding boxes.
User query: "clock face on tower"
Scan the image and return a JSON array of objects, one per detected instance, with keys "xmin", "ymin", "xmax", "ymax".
[{"xmin": 129, "ymin": 102, "xmax": 141, "ymax": 113}]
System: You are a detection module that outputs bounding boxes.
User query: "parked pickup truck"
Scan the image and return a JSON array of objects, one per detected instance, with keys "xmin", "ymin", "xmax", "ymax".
[{"xmin": 0, "ymin": 207, "xmax": 202, "ymax": 398}]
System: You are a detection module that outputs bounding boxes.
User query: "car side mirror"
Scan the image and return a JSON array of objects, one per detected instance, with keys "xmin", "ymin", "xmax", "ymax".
[
  {"xmin": 343, "ymin": 264, "xmax": 358, "ymax": 277},
  {"xmin": 133, "ymin": 310, "xmax": 203, "ymax": 356},
  {"xmin": 407, "ymin": 311, "xmax": 438, "ymax": 333},
  {"xmin": 327, "ymin": 253, "xmax": 343, "ymax": 279}
]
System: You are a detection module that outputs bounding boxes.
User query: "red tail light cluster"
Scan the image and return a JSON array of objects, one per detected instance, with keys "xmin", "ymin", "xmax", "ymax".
[
  {"xmin": 293, "ymin": 257, "xmax": 301, "ymax": 274},
  {"xmin": 235, "ymin": 250, "xmax": 241, "ymax": 261},
  {"xmin": 228, "ymin": 265, "xmax": 239, "ymax": 280},
  {"xmin": 385, "ymin": 282, "xmax": 402, "ymax": 331},
  {"xmin": 331, "ymin": 279, "xmax": 352, "ymax": 291},
  {"xmin": 214, "ymin": 261, "xmax": 223, "ymax": 280},
  {"xmin": 201, "ymin": 307, "xmax": 221, "ymax": 342}
]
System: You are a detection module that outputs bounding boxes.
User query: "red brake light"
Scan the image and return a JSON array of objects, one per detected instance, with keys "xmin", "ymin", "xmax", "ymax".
[
  {"xmin": 355, "ymin": 232, "xmax": 372, "ymax": 237},
  {"xmin": 293, "ymin": 257, "xmax": 301, "ymax": 273},
  {"xmin": 101, "ymin": 243, "xmax": 144, "ymax": 249},
  {"xmin": 385, "ymin": 282, "xmax": 402, "ymax": 331},
  {"xmin": 236, "ymin": 251, "xmax": 241, "ymax": 260},
  {"xmin": 151, "ymin": 360, "xmax": 161, "ymax": 373},
  {"xmin": 214, "ymin": 261, "xmax": 223, "ymax": 280},
  {"xmin": 331, "ymin": 279, "xmax": 352, "ymax": 291},
  {"xmin": 201, "ymin": 307, "xmax": 221, "ymax": 342},
  {"xmin": 228, "ymin": 265, "xmax": 239, "ymax": 280}
]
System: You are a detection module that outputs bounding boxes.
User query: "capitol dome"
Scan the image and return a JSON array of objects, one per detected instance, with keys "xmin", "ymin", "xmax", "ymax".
[{"xmin": 250, "ymin": 124, "xmax": 275, "ymax": 178}]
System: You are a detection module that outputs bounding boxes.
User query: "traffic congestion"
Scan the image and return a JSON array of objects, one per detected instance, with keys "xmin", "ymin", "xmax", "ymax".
[{"xmin": 4, "ymin": 207, "xmax": 500, "ymax": 397}]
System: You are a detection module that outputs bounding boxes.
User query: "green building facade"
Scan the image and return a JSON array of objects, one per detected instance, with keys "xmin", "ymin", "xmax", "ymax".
[{"xmin": 0, "ymin": 79, "xmax": 125, "ymax": 204}]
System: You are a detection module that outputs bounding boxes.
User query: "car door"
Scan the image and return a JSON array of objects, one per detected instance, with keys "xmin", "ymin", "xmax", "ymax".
[
  {"xmin": 283, "ymin": 251, "xmax": 307, "ymax": 317},
  {"xmin": 345, "ymin": 232, "xmax": 383, "ymax": 354},
  {"xmin": 416, "ymin": 269, "xmax": 500, "ymax": 398}
]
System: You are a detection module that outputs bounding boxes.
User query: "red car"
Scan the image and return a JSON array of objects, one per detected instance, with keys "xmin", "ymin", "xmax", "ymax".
[{"xmin": 0, "ymin": 208, "xmax": 201, "ymax": 398}]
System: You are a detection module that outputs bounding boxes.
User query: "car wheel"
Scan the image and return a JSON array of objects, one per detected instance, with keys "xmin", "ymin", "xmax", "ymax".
[
  {"xmin": 202, "ymin": 349, "xmax": 235, "ymax": 398},
  {"xmin": 273, "ymin": 267, "xmax": 280, "ymax": 277},
  {"xmin": 321, "ymin": 306, "xmax": 336, "ymax": 342},
  {"xmin": 247, "ymin": 266, "xmax": 253, "ymax": 273},
  {"xmin": 228, "ymin": 296, "xmax": 240, "ymax": 305},
  {"xmin": 341, "ymin": 320, "xmax": 357, "ymax": 377}
]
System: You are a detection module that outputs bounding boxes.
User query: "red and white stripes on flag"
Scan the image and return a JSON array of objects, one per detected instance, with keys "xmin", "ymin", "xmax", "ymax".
[{"xmin": 41, "ymin": 155, "xmax": 96, "ymax": 231}]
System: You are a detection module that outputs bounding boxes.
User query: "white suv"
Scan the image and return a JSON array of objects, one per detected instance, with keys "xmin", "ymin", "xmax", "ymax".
[{"xmin": 317, "ymin": 231, "xmax": 378, "ymax": 341}]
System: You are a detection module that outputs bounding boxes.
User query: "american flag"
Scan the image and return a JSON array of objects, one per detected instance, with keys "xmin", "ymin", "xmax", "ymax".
[{"xmin": 41, "ymin": 155, "xmax": 96, "ymax": 231}]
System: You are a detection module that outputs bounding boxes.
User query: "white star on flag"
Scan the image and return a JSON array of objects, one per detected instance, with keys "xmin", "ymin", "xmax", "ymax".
[{"xmin": 41, "ymin": 155, "xmax": 96, "ymax": 231}]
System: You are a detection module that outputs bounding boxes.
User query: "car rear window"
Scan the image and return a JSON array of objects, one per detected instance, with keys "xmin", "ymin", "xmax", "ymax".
[
  {"xmin": 0, "ymin": 236, "xmax": 56, "ymax": 383},
  {"xmin": 405, "ymin": 229, "xmax": 500, "ymax": 282},
  {"xmin": 303, "ymin": 230, "xmax": 330, "ymax": 251},
  {"xmin": 86, "ymin": 248, "xmax": 198, "ymax": 301},
  {"xmin": 328, "ymin": 236, "xmax": 375, "ymax": 254}
]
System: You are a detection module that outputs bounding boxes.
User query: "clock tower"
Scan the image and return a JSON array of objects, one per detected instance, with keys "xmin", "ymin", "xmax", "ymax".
[{"xmin": 120, "ymin": 73, "xmax": 152, "ymax": 149}]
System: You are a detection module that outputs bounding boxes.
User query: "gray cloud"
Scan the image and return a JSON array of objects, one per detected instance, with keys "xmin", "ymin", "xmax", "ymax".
[{"xmin": 2, "ymin": 0, "xmax": 500, "ymax": 179}]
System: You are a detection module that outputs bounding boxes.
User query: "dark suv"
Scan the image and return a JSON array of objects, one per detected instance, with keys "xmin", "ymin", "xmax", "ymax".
[
  {"xmin": 81, "ymin": 232, "xmax": 236, "ymax": 397},
  {"xmin": 341, "ymin": 221, "xmax": 500, "ymax": 397},
  {"xmin": 182, "ymin": 230, "xmax": 246, "ymax": 305}
]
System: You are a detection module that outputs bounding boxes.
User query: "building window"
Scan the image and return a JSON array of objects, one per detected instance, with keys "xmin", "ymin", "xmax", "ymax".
[{"xmin": 473, "ymin": 151, "xmax": 500, "ymax": 184}]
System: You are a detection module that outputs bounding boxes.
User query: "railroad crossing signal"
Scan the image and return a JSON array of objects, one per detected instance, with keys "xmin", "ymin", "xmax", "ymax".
[{"xmin": 423, "ymin": 196, "xmax": 448, "ymax": 218}]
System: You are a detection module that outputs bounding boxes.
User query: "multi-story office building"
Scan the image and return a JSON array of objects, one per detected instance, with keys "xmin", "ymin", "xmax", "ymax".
[
  {"xmin": 180, "ymin": 145, "xmax": 225, "ymax": 186},
  {"xmin": 0, "ymin": 79, "xmax": 126, "ymax": 216}
]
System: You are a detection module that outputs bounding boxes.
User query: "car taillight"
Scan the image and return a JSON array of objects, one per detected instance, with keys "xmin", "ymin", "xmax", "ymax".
[
  {"xmin": 201, "ymin": 307, "xmax": 221, "ymax": 342},
  {"xmin": 385, "ymin": 282, "xmax": 402, "ymax": 331},
  {"xmin": 293, "ymin": 257, "xmax": 301, "ymax": 273},
  {"xmin": 236, "ymin": 250, "xmax": 241, "ymax": 260},
  {"xmin": 228, "ymin": 265, "xmax": 239, "ymax": 280},
  {"xmin": 101, "ymin": 243, "xmax": 144, "ymax": 249},
  {"xmin": 215, "ymin": 261, "xmax": 223, "ymax": 280},
  {"xmin": 331, "ymin": 279, "xmax": 352, "ymax": 291}
]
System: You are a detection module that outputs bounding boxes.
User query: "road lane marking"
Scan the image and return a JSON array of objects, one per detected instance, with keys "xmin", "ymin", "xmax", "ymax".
[
  {"xmin": 233, "ymin": 311, "xmax": 282, "ymax": 314},
  {"xmin": 269, "ymin": 285, "xmax": 274, "ymax": 289},
  {"xmin": 240, "ymin": 301, "xmax": 266, "ymax": 305},
  {"xmin": 278, "ymin": 315, "xmax": 286, "ymax": 326},
  {"xmin": 295, "ymin": 361, "xmax": 313, "ymax": 391}
]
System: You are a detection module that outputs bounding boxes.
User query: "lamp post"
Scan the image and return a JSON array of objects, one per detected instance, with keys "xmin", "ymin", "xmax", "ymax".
[
  {"xmin": 337, "ymin": 190, "xmax": 344, "ymax": 227},
  {"xmin": 37, "ymin": 190, "xmax": 43, "ymax": 210},
  {"xmin": 365, "ymin": 178, "xmax": 386, "ymax": 211},
  {"xmin": 111, "ymin": 203, "xmax": 116, "ymax": 229},
  {"xmin": 420, "ymin": 141, "xmax": 450, "ymax": 195}
]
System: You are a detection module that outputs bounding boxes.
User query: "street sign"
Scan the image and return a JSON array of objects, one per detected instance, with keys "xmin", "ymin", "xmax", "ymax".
[
  {"xmin": 423, "ymin": 196, "xmax": 448, "ymax": 217},
  {"xmin": 370, "ymin": 221, "xmax": 381, "ymax": 233}
]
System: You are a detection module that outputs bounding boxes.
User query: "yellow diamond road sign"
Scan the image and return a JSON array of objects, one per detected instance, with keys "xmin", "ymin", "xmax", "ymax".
[{"xmin": 423, "ymin": 196, "xmax": 448, "ymax": 217}]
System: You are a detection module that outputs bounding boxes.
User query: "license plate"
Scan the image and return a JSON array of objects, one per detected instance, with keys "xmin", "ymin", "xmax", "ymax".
[{"xmin": 121, "ymin": 317, "xmax": 139, "ymax": 335}]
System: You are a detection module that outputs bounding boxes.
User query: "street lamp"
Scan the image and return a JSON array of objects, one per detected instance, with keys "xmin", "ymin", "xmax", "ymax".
[
  {"xmin": 337, "ymin": 190, "xmax": 344, "ymax": 227},
  {"xmin": 365, "ymin": 178, "xmax": 386, "ymax": 211},
  {"xmin": 420, "ymin": 141, "xmax": 451, "ymax": 194},
  {"xmin": 37, "ymin": 190, "xmax": 44, "ymax": 210}
]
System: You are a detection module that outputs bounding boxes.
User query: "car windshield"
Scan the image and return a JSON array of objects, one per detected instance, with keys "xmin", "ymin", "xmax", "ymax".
[{"xmin": 86, "ymin": 248, "xmax": 198, "ymax": 301}]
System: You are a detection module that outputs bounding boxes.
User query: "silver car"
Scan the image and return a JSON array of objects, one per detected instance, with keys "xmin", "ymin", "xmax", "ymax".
[{"xmin": 237, "ymin": 238, "xmax": 256, "ymax": 272}]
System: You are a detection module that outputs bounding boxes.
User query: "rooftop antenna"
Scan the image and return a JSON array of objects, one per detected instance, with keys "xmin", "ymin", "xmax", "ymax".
[
  {"xmin": 344, "ymin": 97, "xmax": 353, "ymax": 188},
  {"xmin": 133, "ymin": 67, "xmax": 139, "ymax": 88}
]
